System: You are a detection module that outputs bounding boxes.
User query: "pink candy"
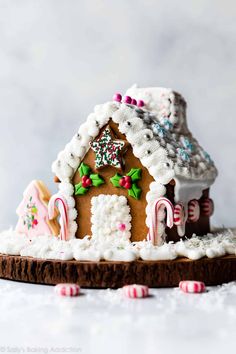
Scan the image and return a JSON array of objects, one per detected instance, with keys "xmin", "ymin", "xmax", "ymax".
[
  {"xmin": 113, "ymin": 92, "xmax": 145, "ymax": 107},
  {"xmin": 123, "ymin": 284, "xmax": 149, "ymax": 298},
  {"xmin": 54, "ymin": 283, "xmax": 80, "ymax": 297},
  {"xmin": 179, "ymin": 281, "xmax": 206, "ymax": 294},
  {"xmin": 123, "ymin": 95, "xmax": 132, "ymax": 104},
  {"xmin": 113, "ymin": 93, "xmax": 122, "ymax": 102},
  {"xmin": 137, "ymin": 99, "xmax": 144, "ymax": 107},
  {"xmin": 118, "ymin": 223, "xmax": 126, "ymax": 231}
]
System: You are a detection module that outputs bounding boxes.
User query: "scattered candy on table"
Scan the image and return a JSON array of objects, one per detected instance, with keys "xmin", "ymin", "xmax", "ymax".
[
  {"xmin": 122, "ymin": 284, "xmax": 149, "ymax": 298},
  {"xmin": 179, "ymin": 280, "xmax": 206, "ymax": 293},
  {"xmin": 54, "ymin": 283, "xmax": 80, "ymax": 297}
]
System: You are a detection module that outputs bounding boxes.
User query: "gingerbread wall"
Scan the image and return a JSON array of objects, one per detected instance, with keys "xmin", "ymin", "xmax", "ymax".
[
  {"xmin": 72, "ymin": 120, "xmax": 154, "ymax": 242},
  {"xmin": 70, "ymin": 120, "xmax": 210, "ymax": 242}
]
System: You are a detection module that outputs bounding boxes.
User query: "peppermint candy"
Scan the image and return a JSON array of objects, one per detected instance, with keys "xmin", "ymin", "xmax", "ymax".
[
  {"xmin": 54, "ymin": 283, "xmax": 80, "ymax": 297},
  {"xmin": 122, "ymin": 284, "xmax": 149, "ymax": 298},
  {"xmin": 200, "ymin": 198, "xmax": 214, "ymax": 217},
  {"xmin": 179, "ymin": 281, "xmax": 206, "ymax": 293},
  {"xmin": 187, "ymin": 200, "xmax": 200, "ymax": 223},
  {"xmin": 174, "ymin": 204, "xmax": 185, "ymax": 226}
]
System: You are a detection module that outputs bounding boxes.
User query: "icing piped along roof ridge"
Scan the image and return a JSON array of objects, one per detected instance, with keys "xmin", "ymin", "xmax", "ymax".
[{"xmin": 52, "ymin": 93, "xmax": 217, "ymax": 186}]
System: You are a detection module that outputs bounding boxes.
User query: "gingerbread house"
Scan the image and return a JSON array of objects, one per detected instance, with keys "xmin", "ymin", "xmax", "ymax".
[{"xmin": 52, "ymin": 86, "xmax": 217, "ymax": 246}]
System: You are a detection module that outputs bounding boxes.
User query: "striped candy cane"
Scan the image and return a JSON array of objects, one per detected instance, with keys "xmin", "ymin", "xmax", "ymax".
[
  {"xmin": 200, "ymin": 198, "xmax": 214, "ymax": 217},
  {"xmin": 148, "ymin": 197, "xmax": 174, "ymax": 245},
  {"xmin": 174, "ymin": 203, "xmax": 186, "ymax": 237},
  {"xmin": 188, "ymin": 199, "xmax": 200, "ymax": 222},
  {"xmin": 48, "ymin": 194, "xmax": 69, "ymax": 241}
]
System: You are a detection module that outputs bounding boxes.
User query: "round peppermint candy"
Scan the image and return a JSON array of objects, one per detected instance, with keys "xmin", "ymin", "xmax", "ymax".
[
  {"xmin": 122, "ymin": 284, "xmax": 149, "ymax": 298},
  {"xmin": 54, "ymin": 283, "xmax": 80, "ymax": 297},
  {"xmin": 179, "ymin": 281, "xmax": 206, "ymax": 294}
]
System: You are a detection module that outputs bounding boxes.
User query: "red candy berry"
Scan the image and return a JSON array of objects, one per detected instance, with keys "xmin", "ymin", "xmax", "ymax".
[
  {"xmin": 119, "ymin": 177, "xmax": 126, "ymax": 187},
  {"xmin": 119, "ymin": 176, "xmax": 132, "ymax": 189},
  {"xmin": 124, "ymin": 176, "xmax": 131, "ymax": 183},
  {"xmin": 124, "ymin": 182, "xmax": 132, "ymax": 189},
  {"xmin": 82, "ymin": 176, "xmax": 92, "ymax": 188},
  {"xmin": 82, "ymin": 176, "xmax": 87, "ymax": 183},
  {"xmin": 85, "ymin": 178, "xmax": 92, "ymax": 187}
]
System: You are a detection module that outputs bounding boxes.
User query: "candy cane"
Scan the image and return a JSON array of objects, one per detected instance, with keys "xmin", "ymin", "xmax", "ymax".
[
  {"xmin": 148, "ymin": 197, "xmax": 174, "ymax": 246},
  {"xmin": 48, "ymin": 194, "xmax": 69, "ymax": 241}
]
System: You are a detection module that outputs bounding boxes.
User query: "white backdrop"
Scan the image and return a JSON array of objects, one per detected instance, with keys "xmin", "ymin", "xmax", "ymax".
[{"xmin": 0, "ymin": 0, "xmax": 235, "ymax": 229}]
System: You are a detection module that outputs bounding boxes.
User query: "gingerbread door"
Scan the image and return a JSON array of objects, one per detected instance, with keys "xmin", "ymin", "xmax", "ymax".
[{"xmin": 91, "ymin": 194, "xmax": 131, "ymax": 242}]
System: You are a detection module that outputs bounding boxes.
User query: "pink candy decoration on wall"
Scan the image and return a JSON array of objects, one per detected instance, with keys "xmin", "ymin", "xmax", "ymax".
[{"xmin": 118, "ymin": 223, "xmax": 126, "ymax": 231}]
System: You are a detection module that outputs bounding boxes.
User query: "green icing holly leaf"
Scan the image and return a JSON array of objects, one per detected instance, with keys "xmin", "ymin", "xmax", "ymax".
[
  {"xmin": 74, "ymin": 182, "xmax": 88, "ymax": 195},
  {"xmin": 90, "ymin": 174, "xmax": 105, "ymax": 187},
  {"xmin": 128, "ymin": 183, "xmax": 141, "ymax": 200},
  {"xmin": 110, "ymin": 173, "xmax": 122, "ymax": 188},
  {"xmin": 127, "ymin": 168, "xmax": 142, "ymax": 182},
  {"xmin": 79, "ymin": 163, "xmax": 91, "ymax": 177}
]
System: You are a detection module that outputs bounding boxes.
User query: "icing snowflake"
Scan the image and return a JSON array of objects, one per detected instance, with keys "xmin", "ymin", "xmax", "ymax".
[
  {"xmin": 177, "ymin": 148, "xmax": 190, "ymax": 162},
  {"xmin": 202, "ymin": 150, "xmax": 213, "ymax": 164},
  {"xmin": 90, "ymin": 126, "xmax": 126, "ymax": 169},
  {"xmin": 160, "ymin": 117, "xmax": 173, "ymax": 131},
  {"xmin": 152, "ymin": 123, "xmax": 166, "ymax": 138},
  {"xmin": 181, "ymin": 137, "xmax": 194, "ymax": 153}
]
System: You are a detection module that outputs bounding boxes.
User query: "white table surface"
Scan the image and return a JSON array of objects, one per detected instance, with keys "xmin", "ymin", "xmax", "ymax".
[{"xmin": 0, "ymin": 279, "xmax": 235, "ymax": 354}]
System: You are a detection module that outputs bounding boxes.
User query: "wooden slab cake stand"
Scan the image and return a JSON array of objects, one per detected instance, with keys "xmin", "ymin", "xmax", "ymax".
[{"xmin": 0, "ymin": 254, "xmax": 235, "ymax": 288}]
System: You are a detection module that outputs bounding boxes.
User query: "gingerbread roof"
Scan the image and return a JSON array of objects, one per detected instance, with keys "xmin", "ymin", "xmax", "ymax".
[{"xmin": 52, "ymin": 87, "xmax": 218, "ymax": 188}]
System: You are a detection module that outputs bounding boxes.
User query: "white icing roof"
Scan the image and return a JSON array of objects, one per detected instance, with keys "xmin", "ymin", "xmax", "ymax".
[{"xmin": 52, "ymin": 87, "xmax": 218, "ymax": 187}]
